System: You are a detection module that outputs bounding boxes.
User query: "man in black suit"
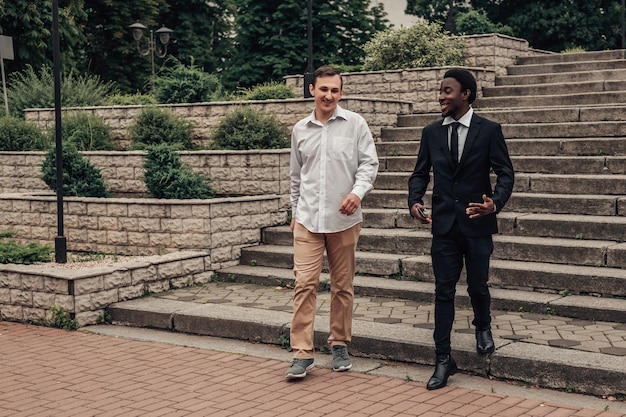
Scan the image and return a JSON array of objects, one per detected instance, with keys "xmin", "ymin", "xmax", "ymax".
[{"xmin": 407, "ymin": 68, "xmax": 514, "ymax": 390}]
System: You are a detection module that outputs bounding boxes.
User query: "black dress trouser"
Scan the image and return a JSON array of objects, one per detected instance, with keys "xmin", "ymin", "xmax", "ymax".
[{"xmin": 430, "ymin": 221, "xmax": 494, "ymax": 355}]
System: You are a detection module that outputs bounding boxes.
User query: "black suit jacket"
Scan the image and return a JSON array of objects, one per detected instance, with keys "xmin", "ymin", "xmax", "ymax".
[{"xmin": 408, "ymin": 113, "xmax": 514, "ymax": 237}]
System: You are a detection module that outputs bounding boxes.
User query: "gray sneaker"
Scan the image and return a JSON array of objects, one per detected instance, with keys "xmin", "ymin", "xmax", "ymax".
[
  {"xmin": 285, "ymin": 358, "xmax": 314, "ymax": 379},
  {"xmin": 332, "ymin": 345, "xmax": 352, "ymax": 372}
]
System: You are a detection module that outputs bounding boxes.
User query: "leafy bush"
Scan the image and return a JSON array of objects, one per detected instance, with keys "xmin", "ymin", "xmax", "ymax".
[
  {"xmin": 128, "ymin": 107, "xmax": 194, "ymax": 150},
  {"xmin": 0, "ymin": 231, "xmax": 53, "ymax": 265},
  {"xmin": 103, "ymin": 93, "xmax": 157, "ymax": 106},
  {"xmin": 41, "ymin": 143, "xmax": 110, "ymax": 197},
  {"xmin": 154, "ymin": 60, "xmax": 222, "ymax": 104},
  {"xmin": 143, "ymin": 144, "xmax": 216, "ymax": 199},
  {"xmin": 44, "ymin": 304, "xmax": 78, "ymax": 330},
  {"xmin": 47, "ymin": 113, "xmax": 116, "ymax": 151},
  {"xmin": 456, "ymin": 10, "xmax": 515, "ymax": 36},
  {"xmin": 362, "ymin": 19, "xmax": 466, "ymax": 71},
  {"xmin": 0, "ymin": 116, "xmax": 50, "ymax": 151},
  {"xmin": 236, "ymin": 81, "xmax": 295, "ymax": 101},
  {"xmin": 210, "ymin": 106, "xmax": 289, "ymax": 150},
  {"xmin": 7, "ymin": 65, "xmax": 115, "ymax": 118}
]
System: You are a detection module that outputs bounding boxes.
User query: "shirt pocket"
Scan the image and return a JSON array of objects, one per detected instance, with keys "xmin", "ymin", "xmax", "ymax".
[{"xmin": 331, "ymin": 136, "xmax": 354, "ymax": 161}]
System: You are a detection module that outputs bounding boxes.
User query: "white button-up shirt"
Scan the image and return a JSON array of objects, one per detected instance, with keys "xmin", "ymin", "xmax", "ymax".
[{"xmin": 290, "ymin": 105, "xmax": 379, "ymax": 233}]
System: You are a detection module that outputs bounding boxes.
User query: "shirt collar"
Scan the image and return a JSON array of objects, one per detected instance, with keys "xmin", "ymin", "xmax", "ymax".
[
  {"xmin": 308, "ymin": 104, "xmax": 347, "ymax": 124},
  {"xmin": 443, "ymin": 107, "xmax": 473, "ymax": 128}
]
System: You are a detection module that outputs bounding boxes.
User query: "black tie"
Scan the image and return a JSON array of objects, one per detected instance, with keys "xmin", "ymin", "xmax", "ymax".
[{"xmin": 450, "ymin": 122, "xmax": 460, "ymax": 167}]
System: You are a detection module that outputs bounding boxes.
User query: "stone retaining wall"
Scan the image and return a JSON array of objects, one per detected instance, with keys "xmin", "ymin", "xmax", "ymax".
[
  {"xmin": 0, "ymin": 193, "xmax": 286, "ymax": 260},
  {"xmin": 285, "ymin": 34, "xmax": 550, "ymax": 113},
  {"xmin": 0, "ymin": 150, "xmax": 292, "ymax": 204},
  {"xmin": 0, "ymin": 250, "xmax": 212, "ymax": 326},
  {"xmin": 25, "ymin": 98, "xmax": 413, "ymax": 149}
]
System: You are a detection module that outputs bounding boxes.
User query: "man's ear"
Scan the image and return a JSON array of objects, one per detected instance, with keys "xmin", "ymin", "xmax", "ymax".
[
  {"xmin": 309, "ymin": 83, "xmax": 315, "ymax": 97},
  {"xmin": 461, "ymin": 88, "xmax": 471, "ymax": 101}
]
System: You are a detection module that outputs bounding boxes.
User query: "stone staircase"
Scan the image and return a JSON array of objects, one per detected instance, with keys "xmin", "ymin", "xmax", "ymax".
[{"xmin": 108, "ymin": 50, "xmax": 626, "ymax": 396}]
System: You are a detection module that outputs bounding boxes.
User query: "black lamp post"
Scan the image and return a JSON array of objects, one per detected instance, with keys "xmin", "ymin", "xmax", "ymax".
[
  {"xmin": 303, "ymin": 0, "xmax": 314, "ymax": 98},
  {"xmin": 129, "ymin": 22, "xmax": 174, "ymax": 91},
  {"xmin": 52, "ymin": 0, "xmax": 66, "ymax": 263}
]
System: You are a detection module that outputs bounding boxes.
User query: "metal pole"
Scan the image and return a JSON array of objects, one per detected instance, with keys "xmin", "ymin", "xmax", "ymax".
[
  {"xmin": 622, "ymin": 0, "xmax": 625, "ymax": 49},
  {"xmin": 304, "ymin": 0, "xmax": 314, "ymax": 98},
  {"xmin": 52, "ymin": 0, "xmax": 67, "ymax": 263},
  {"xmin": 150, "ymin": 30, "xmax": 156, "ymax": 92},
  {"xmin": 0, "ymin": 50, "xmax": 7, "ymax": 116},
  {"xmin": 622, "ymin": 0, "xmax": 626, "ymax": 49}
]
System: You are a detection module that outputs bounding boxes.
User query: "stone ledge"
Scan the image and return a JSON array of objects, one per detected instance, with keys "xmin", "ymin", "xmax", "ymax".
[{"xmin": 0, "ymin": 250, "xmax": 212, "ymax": 327}]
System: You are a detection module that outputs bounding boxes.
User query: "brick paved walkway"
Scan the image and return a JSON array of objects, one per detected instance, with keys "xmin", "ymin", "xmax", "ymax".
[
  {"xmin": 156, "ymin": 282, "xmax": 626, "ymax": 356},
  {"xmin": 1, "ymin": 321, "xmax": 624, "ymax": 417}
]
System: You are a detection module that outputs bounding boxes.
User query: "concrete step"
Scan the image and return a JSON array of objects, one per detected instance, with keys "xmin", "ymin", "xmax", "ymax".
[
  {"xmin": 505, "ymin": 59, "xmax": 626, "ymax": 76},
  {"xmin": 374, "ymin": 171, "xmax": 626, "ymax": 195},
  {"xmin": 361, "ymin": 208, "xmax": 626, "ymax": 240},
  {"xmin": 380, "ymin": 155, "xmax": 626, "ymax": 174},
  {"xmin": 376, "ymin": 138, "xmax": 626, "ymax": 157},
  {"xmin": 516, "ymin": 49, "xmax": 626, "ymax": 65},
  {"xmin": 483, "ymin": 80, "xmax": 626, "ymax": 98},
  {"xmin": 260, "ymin": 226, "xmax": 626, "ymax": 269},
  {"xmin": 496, "ymin": 68, "xmax": 626, "ymax": 86},
  {"xmin": 363, "ymin": 190, "xmax": 622, "ymax": 216},
  {"xmin": 474, "ymin": 91, "xmax": 626, "ymax": 109},
  {"xmin": 233, "ymin": 249, "xmax": 626, "ymax": 300},
  {"xmin": 363, "ymin": 189, "xmax": 626, "ymax": 216},
  {"xmin": 398, "ymin": 106, "xmax": 626, "ymax": 128},
  {"xmin": 382, "ymin": 121, "xmax": 626, "ymax": 141},
  {"xmin": 106, "ymin": 283, "xmax": 626, "ymax": 396},
  {"xmin": 218, "ymin": 261, "xmax": 626, "ymax": 318}
]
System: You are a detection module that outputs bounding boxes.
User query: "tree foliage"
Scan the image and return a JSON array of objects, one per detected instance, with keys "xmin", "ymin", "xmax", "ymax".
[
  {"xmin": 362, "ymin": 20, "xmax": 466, "ymax": 71},
  {"xmin": 406, "ymin": 0, "xmax": 623, "ymax": 52},
  {"xmin": 222, "ymin": 0, "xmax": 389, "ymax": 89},
  {"xmin": 0, "ymin": 0, "xmax": 87, "ymax": 74}
]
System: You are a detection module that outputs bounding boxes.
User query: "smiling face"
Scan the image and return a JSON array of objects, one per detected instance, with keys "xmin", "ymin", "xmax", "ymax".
[
  {"xmin": 310, "ymin": 74, "xmax": 343, "ymax": 123},
  {"xmin": 439, "ymin": 76, "xmax": 471, "ymax": 120}
]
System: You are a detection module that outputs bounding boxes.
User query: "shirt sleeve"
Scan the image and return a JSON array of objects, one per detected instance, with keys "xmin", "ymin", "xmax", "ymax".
[
  {"xmin": 289, "ymin": 127, "xmax": 302, "ymax": 217},
  {"xmin": 351, "ymin": 118, "xmax": 379, "ymax": 200}
]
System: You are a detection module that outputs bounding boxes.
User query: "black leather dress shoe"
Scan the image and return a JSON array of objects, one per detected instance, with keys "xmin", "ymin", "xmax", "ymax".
[
  {"xmin": 426, "ymin": 354, "xmax": 457, "ymax": 390},
  {"xmin": 476, "ymin": 329, "xmax": 495, "ymax": 354}
]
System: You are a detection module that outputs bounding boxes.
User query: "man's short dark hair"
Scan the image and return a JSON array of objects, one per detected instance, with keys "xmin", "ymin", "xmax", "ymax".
[
  {"xmin": 443, "ymin": 68, "xmax": 477, "ymax": 104},
  {"xmin": 313, "ymin": 65, "xmax": 343, "ymax": 89}
]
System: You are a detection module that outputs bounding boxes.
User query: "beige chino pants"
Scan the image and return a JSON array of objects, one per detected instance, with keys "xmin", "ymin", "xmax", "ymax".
[{"xmin": 290, "ymin": 222, "xmax": 361, "ymax": 359}]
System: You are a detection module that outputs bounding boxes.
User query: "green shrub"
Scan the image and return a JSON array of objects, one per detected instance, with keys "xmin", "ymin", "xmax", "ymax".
[
  {"xmin": 41, "ymin": 143, "xmax": 110, "ymax": 197},
  {"xmin": 0, "ymin": 116, "xmax": 50, "ymax": 151},
  {"xmin": 154, "ymin": 60, "xmax": 222, "ymax": 104},
  {"xmin": 47, "ymin": 113, "xmax": 116, "ymax": 151},
  {"xmin": 44, "ymin": 304, "xmax": 78, "ymax": 330},
  {"xmin": 143, "ymin": 144, "xmax": 216, "ymax": 199},
  {"xmin": 128, "ymin": 107, "xmax": 194, "ymax": 149},
  {"xmin": 237, "ymin": 81, "xmax": 295, "ymax": 101},
  {"xmin": 0, "ymin": 231, "xmax": 53, "ymax": 265},
  {"xmin": 210, "ymin": 106, "xmax": 289, "ymax": 150},
  {"xmin": 7, "ymin": 65, "xmax": 115, "ymax": 118},
  {"xmin": 103, "ymin": 93, "xmax": 157, "ymax": 106},
  {"xmin": 456, "ymin": 10, "xmax": 515, "ymax": 37},
  {"xmin": 362, "ymin": 19, "xmax": 466, "ymax": 71}
]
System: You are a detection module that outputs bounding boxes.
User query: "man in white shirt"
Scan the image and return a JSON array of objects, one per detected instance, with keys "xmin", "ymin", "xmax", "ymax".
[{"xmin": 286, "ymin": 65, "xmax": 379, "ymax": 380}]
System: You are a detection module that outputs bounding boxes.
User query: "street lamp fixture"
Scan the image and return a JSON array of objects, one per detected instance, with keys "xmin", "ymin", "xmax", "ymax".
[{"xmin": 129, "ymin": 22, "xmax": 173, "ymax": 90}]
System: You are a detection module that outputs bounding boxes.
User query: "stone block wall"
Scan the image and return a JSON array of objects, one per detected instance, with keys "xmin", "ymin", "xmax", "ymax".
[
  {"xmin": 0, "ymin": 150, "xmax": 292, "ymax": 207},
  {"xmin": 24, "ymin": 98, "xmax": 413, "ymax": 149},
  {"xmin": 285, "ymin": 34, "xmax": 551, "ymax": 113},
  {"xmin": 0, "ymin": 193, "xmax": 286, "ymax": 261},
  {"xmin": 0, "ymin": 251, "xmax": 212, "ymax": 326}
]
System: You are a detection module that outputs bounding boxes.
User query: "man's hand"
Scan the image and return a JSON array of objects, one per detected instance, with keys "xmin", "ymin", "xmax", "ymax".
[
  {"xmin": 339, "ymin": 193, "xmax": 361, "ymax": 215},
  {"xmin": 290, "ymin": 218, "xmax": 296, "ymax": 232},
  {"xmin": 466, "ymin": 194, "xmax": 496, "ymax": 218},
  {"xmin": 411, "ymin": 203, "xmax": 432, "ymax": 224}
]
